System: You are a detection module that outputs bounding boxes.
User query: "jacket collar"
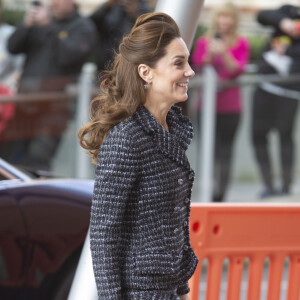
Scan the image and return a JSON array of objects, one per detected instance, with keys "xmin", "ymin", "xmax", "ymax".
[
  {"xmin": 134, "ymin": 105, "xmax": 193, "ymax": 170},
  {"xmin": 53, "ymin": 9, "xmax": 79, "ymax": 24}
]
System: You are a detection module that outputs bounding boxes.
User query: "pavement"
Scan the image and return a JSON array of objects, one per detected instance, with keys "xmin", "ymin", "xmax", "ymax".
[{"xmin": 191, "ymin": 178, "xmax": 300, "ymax": 204}]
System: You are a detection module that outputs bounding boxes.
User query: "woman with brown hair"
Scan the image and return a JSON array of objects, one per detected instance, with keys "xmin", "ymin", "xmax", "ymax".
[{"xmin": 78, "ymin": 12, "xmax": 198, "ymax": 300}]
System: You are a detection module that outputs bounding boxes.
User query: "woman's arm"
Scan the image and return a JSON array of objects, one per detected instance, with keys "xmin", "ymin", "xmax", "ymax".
[
  {"xmin": 217, "ymin": 37, "xmax": 250, "ymax": 78},
  {"xmin": 7, "ymin": 22, "xmax": 31, "ymax": 55},
  {"xmin": 90, "ymin": 130, "xmax": 139, "ymax": 300},
  {"xmin": 191, "ymin": 36, "xmax": 250, "ymax": 78},
  {"xmin": 191, "ymin": 37, "xmax": 211, "ymax": 68},
  {"xmin": 257, "ymin": 5, "xmax": 294, "ymax": 29},
  {"xmin": 177, "ymin": 281, "xmax": 190, "ymax": 297}
]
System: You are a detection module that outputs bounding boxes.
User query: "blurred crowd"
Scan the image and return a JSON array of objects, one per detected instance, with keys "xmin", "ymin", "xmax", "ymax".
[
  {"xmin": 1, "ymin": 0, "xmax": 300, "ymax": 201},
  {"xmin": 0, "ymin": 0, "xmax": 150, "ymax": 170},
  {"xmin": 191, "ymin": 2, "xmax": 300, "ymax": 201}
]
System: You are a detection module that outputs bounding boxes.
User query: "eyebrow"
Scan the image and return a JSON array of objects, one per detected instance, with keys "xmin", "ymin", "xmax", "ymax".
[{"xmin": 172, "ymin": 55, "xmax": 190, "ymax": 59}]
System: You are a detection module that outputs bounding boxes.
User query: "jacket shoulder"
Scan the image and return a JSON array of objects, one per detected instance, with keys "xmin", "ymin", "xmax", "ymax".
[
  {"xmin": 104, "ymin": 115, "xmax": 145, "ymax": 145},
  {"xmin": 68, "ymin": 14, "xmax": 96, "ymax": 32}
]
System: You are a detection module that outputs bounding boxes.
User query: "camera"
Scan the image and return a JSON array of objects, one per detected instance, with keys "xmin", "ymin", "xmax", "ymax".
[
  {"xmin": 214, "ymin": 32, "xmax": 222, "ymax": 39},
  {"xmin": 31, "ymin": 1, "xmax": 41, "ymax": 6}
]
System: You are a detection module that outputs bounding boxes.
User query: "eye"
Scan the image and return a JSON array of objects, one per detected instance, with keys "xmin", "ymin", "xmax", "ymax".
[{"xmin": 174, "ymin": 61, "xmax": 183, "ymax": 67}]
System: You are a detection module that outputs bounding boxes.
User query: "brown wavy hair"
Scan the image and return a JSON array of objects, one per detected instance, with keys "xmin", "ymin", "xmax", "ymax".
[{"xmin": 78, "ymin": 12, "xmax": 181, "ymax": 164}]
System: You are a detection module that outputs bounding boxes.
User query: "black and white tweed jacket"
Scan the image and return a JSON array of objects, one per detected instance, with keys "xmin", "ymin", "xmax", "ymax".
[{"xmin": 90, "ymin": 105, "xmax": 199, "ymax": 299}]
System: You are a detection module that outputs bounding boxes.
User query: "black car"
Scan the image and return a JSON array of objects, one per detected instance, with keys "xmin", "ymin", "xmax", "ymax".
[{"xmin": 0, "ymin": 158, "xmax": 93, "ymax": 300}]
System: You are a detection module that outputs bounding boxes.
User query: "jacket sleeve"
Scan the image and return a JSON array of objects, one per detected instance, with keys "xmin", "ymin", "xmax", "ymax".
[
  {"xmin": 221, "ymin": 37, "xmax": 250, "ymax": 79},
  {"xmin": 177, "ymin": 281, "xmax": 190, "ymax": 296},
  {"xmin": 191, "ymin": 37, "xmax": 208, "ymax": 69},
  {"xmin": 90, "ymin": 130, "xmax": 139, "ymax": 299},
  {"xmin": 55, "ymin": 18, "xmax": 97, "ymax": 67},
  {"xmin": 7, "ymin": 22, "xmax": 31, "ymax": 54},
  {"xmin": 286, "ymin": 42, "xmax": 300, "ymax": 57},
  {"xmin": 257, "ymin": 5, "xmax": 294, "ymax": 29},
  {"xmin": 257, "ymin": 5, "xmax": 300, "ymax": 58}
]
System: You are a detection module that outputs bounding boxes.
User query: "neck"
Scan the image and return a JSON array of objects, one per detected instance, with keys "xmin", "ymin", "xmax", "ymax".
[
  {"xmin": 224, "ymin": 31, "xmax": 235, "ymax": 39},
  {"xmin": 144, "ymin": 101, "xmax": 172, "ymax": 132}
]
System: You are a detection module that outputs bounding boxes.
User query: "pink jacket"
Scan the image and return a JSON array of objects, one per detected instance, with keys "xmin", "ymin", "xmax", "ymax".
[{"xmin": 191, "ymin": 36, "xmax": 250, "ymax": 113}]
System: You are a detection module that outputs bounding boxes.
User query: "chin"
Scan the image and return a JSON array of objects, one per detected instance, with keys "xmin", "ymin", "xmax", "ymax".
[
  {"xmin": 176, "ymin": 95, "xmax": 188, "ymax": 103},
  {"xmin": 169, "ymin": 94, "xmax": 189, "ymax": 106}
]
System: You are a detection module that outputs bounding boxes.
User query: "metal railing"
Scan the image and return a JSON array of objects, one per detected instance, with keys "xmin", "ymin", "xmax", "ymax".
[
  {"xmin": 188, "ymin": 66, "xmax": 300, "ymax": 202},
  {"xmin": 2, "ymin": 63, "xmax": 300, "ymax": 202},
  {"xmin": 0, "ymin": 62, "xmax": 97, "ymax": 179}
]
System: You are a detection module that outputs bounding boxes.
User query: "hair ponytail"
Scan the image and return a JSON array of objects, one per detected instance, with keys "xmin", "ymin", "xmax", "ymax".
[{"xmin": 78, "ymin": 12, "xmax": 181, "ymax": 164}]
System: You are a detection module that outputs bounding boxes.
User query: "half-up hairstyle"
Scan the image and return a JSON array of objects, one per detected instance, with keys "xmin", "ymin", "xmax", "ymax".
[{"xmin": 78, "ymin": 12, "xmax": 181, "ymax": 164}]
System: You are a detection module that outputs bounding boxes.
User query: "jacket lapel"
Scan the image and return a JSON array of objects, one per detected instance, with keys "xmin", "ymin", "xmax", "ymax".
[{"xmin": 134, "ymin": 105, "xmax": 193, "ymax": 171}]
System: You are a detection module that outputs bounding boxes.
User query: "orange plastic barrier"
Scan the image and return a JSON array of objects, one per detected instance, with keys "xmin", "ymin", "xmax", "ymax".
[{"xmin": 189, "ymin": 203, "xmax": 300, "ymax": 300}]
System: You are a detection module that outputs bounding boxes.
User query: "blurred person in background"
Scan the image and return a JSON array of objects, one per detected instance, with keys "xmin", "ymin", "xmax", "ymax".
[
  {"xmin": 0, "ymin": 0, "xmax": 23, "ymax": 92},
  {"xmin": 252, "ymin": 4, "xmax": 300, "ymax": 198},
  {"xmin": 90, "ymin": 0, "xmax": 150, "ymax": 73},
  {"xmin": 191, "ymin": 2, "xmax": 249, "ymax": 202},
  {"xmin": 6, "ymin": 0, "xmax": 96, "ymax": 170},
  {"xmin": 0, "ymin": 0, "xmax": 24, "ymax": 162},
  {"xmin": 8, "ymin": 0, "xmax": 96, "ymax": 92}
]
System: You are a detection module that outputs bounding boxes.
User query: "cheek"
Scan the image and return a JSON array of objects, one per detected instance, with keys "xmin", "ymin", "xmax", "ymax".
[
  {"xmin": 224, "ymin": 18, "xmax": 234, "ymax": 28},
  {"xmin": 153, "ymin": 76, "xmax": 174, "ymax": 90},
  {"xmin": 152, "ymin": 70, "xmax": 182, "ymax": 93}
]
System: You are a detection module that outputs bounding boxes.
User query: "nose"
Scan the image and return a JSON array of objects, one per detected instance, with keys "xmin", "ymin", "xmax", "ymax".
[{"xmin": 185, "ymin": 64, "xmax": 195, "ymax": 78}]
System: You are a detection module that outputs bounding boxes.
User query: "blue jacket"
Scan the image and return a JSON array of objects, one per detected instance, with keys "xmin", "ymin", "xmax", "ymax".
[{"xmin": 90, "ymin": 105, "xmax": 199, "ymax": 299}]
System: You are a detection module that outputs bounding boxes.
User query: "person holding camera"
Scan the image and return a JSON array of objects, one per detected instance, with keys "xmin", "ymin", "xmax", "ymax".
[
  {"xmin": 191, "ymin": 2, "xmax": 249, "ymax": 202},
  {"xmin": 251, "ymin": 5, "xmax": 300, "ymax": 198},
  {"xmin": 6, "ymin": 0, "xmax": 96, "ymax": 171},
  {"xmin": 8, "ymin": 0, "xmax": 96, "ymax": 92},
  {"xmin": 90, "ymin": 0, "xmax": 150, "ymax": 73}
]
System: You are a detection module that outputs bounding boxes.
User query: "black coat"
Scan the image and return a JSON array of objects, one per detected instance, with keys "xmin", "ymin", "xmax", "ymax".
[
  {"xmin": 8, "ymin": 10, "xmax": 96, "ymax": 92},
  {"xmin": 90, "ymin": 105, "xmax": 199, "ymax": 299},
  {"xmin": 90, "ymin": 2, "xmax": 150, "ymax": 71},
  {"xmin": 256, "ymin": 5, "xmax": 300, "ymax": 91}
]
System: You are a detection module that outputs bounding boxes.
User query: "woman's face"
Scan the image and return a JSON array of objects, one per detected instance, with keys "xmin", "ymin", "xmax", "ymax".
[
  {"xmin": 216, "ymin": 13, "xmax": 235, "ymax": 35},
  {"xmin": 148, "ymin": 38, "xmax": 195, "ymax": 105}
]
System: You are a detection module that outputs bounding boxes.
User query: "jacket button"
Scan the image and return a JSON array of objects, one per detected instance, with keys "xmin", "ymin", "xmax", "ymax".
[
  {"xmin": 184, "ymin": 221, "xmax": 188, "ymax": 226},
  {"xmin": 185, "ymin": 198, "xmax": 189, "ymax": 204},
  {"xmin": 178, "ymin": 178, "xmax": 183, "ymax": 185},
  {"xmin": 184, "ymin": 245, "xmax": 189, "ymax": 251},
  {"xmin": 174, "ymin": 228, "xmax": 179, "ymax": 234}
]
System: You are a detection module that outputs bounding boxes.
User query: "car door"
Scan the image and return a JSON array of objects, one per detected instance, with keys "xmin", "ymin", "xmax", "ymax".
[
  {"xmin": 0, "ymin": 172, "xmax": 28, "ymax": 290},
  {"xmin": 13, "ymin": 183, "xmax": 90, "ymax": 289}
]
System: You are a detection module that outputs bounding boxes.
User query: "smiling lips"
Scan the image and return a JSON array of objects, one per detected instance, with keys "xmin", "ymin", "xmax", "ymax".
[{"xmin": 177, "ymin": 82, "xmax": 189, "ymax": 89}]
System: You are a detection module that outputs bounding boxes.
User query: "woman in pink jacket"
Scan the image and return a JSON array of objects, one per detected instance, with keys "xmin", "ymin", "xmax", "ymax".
[{"xmin": 191, "ymin": 2, "xmax": 250, "ymax": 202}]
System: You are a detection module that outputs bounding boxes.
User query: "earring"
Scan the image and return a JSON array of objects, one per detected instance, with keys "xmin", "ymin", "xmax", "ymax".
[{"xmin": 144, "ymin": 82, "xmax": 149, "ymax": 90}]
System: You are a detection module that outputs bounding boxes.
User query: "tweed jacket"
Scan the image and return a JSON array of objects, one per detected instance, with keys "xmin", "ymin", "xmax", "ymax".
[{"xmin": 90, "ymin": 105, "xmax": 199, "ymax": 299}]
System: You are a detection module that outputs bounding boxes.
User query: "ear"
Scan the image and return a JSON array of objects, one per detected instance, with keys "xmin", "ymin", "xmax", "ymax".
[{"xmin": 138, "ymin": 64, "xmax": 153, "ymax": 83}]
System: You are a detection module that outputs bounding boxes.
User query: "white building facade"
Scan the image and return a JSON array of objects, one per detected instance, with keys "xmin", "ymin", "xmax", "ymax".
[{"xmin": 3, "ymin": 0, "xmax": 300, "ymax": 14}]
